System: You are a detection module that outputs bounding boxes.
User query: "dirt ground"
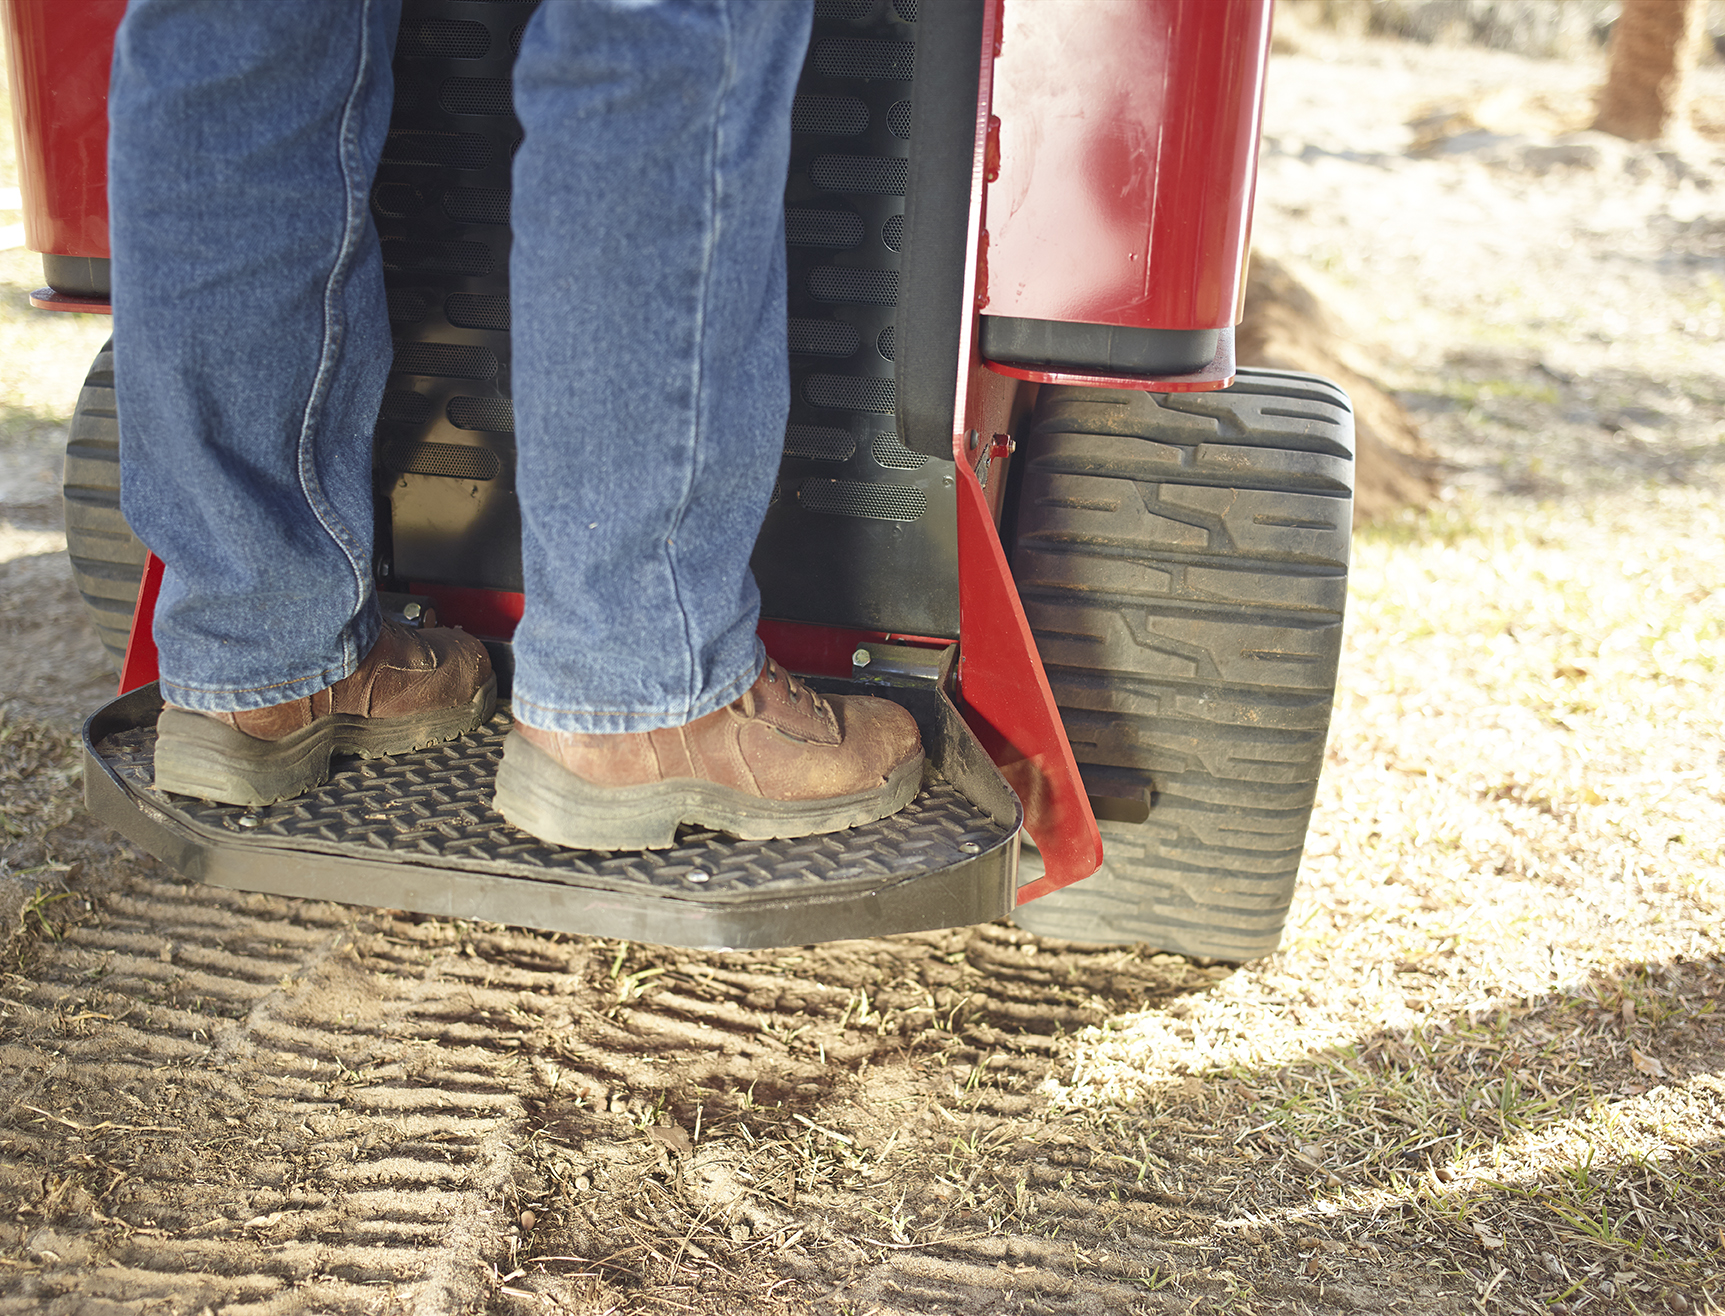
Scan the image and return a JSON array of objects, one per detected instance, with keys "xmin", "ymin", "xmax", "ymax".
[{"xmin": 3, "ymin": 25, "xmax": 1724, "ymax": 1316}]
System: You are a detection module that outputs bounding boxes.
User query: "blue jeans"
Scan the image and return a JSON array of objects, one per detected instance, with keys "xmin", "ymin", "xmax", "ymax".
[{"xmin": 110, "ymin": 0, "xmax": 811, "ymax": 733}]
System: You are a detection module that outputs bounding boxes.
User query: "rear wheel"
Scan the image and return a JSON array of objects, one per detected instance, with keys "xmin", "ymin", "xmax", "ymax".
[
  {"xmin": 1008, "ymin": 368, "xmax": 1354, "ymax": 960},
  {"xmin": 62, "ymin": 341, "xmax": 147, "ymax": 672}
]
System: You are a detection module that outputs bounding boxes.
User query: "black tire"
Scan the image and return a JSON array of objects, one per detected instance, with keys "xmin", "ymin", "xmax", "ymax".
[
  {"xmin": 1008, "ymin": 368, "xmax": 1353, "ymax": 960},
  {"xmin": 62, "ymin": 341, "xmax": 147, "ymax": 672}
]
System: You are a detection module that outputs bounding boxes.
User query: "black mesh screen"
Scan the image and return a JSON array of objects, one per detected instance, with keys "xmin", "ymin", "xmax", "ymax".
[
  {"xmin": 784, "ymin": 208, "xmax": 864, "ymax": 249},
  {"xmin": 800, "ymin": 479, "xmax": 926, "ymax": 522},
  {"xmin": 381, "ymin": 238, "xmax": 492, "ymax": 276},
  {"xmin": 372, "ymin": 182, "xmax": 423, "ymax": 218},
  {"xmin": 440, "ymin": 76, "xmax": 513, "ymax": 116},
  {"xmin": 888, "ymin": 99, "xmax": 913, "ymax": 139},
  {"xmin": 806, "ymin": 374, "xmax": 896, "ymax": 413},
  {"xmin": 380, "ymin": 389, "xmax": 434, "ymax": 424},
  {"xmin": 383, "ymin": 130, "xmax": 492, "ymax": 170},
  {"xmin": 792, "ymin": 94, "xmax": 869, "ymax": 136},
  {"xmin": 788, "ymin": 317, "xmax": 861, "ymax": 358},
  {"xmin": 893, "ymin": 0, "xmax": 918, "ymax": 22},
  {"xmin": 811, "ymin": 154, "xmax": 907, "ymax": 195},
  {"xmin": 871, "ymin": 431, "xmax": 925, "ymax": 468},
  {"xmin": 882, "ymin": 213, "xmax": 904, "ymax": 251},
  {"xmin": 783, "ymin": 424, "xmax": 856, "ymax": 462},
  {"xmin": 814, "ymin": 38, "xmax": 914, "ymax": 80},
  {"xmin": 511, "ymin": 23, "xmax": 526, "ymax": 53},
  {"xmin": 814, "ymin": 0, "xmax": 877, "ymax": 19},
  {"xmin": 447, "ymin": 396, "xmax": 516, "ymax": 432},
  {"xmin": 387, "ymin": 290, "xmax": 432, "ymax": 325},
  {"xmin": 398, "ymin": 19, "xmax": 490, "ymax": 59},
  {"xmin": 443, "ymin": 188, "xmax": 511, "ymax": 225},
  {"xmin": 382, "ymin": 440, "xmax": 502, "ymax": 481},
  {"xmin": 808, "ymin": 266, "xmax": 899, "ymax": 305},
  {"xmin": 876, "ymin": 325, "xmax": 895, "ymax": 360},
  {"xmin": 392, "ymin": 342, "xmax": 499, "ymax": 380},
  {"xmin": 446, "ymin": 293, "xmax": 511, "ymax": 330}
]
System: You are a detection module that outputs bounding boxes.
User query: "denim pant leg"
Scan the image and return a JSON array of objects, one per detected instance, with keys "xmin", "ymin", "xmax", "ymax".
[
  {"xmin": 508, "ymin": 0, "xmax": 813, "ymax": 734},
  {"xmin": 109, "ymin": 0, "xmax": 400, "ymax": 712}
]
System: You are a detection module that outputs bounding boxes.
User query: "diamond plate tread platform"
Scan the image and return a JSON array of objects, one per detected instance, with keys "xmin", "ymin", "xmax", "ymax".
[{"xmin": 84, "ymin": 682, "xmax": 1021, "ymax": 949}]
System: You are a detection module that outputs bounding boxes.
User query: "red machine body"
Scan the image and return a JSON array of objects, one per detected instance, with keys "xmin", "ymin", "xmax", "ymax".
[
  {"xmin": 2, "ymin": 0, "xmax": 123, "ymax": 312},
  {"xmin": 14, "ymin": 0, "xmax": 1274, "ymax": 906}
]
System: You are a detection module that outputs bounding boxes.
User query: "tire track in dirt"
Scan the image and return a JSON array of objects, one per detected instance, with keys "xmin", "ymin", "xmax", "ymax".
[{"xmin": 1, "ymin": 824, "xmax": 530, "ymax": 1314}]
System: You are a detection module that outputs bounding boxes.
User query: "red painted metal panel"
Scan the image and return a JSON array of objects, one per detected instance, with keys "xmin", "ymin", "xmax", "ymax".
[
  {"xmin": 118, "ymin": 552, "xmax": 164, "ymax": 694},
  {"xmin": 984, "ymin": 0, "xmax": 1271, "ymax": 332},
  {"xmin": 949, "ymin": 1, "xmax": 1103, "ymax": 900},
  {"xmin": 2, "ymin": 0, "xmax": 124, "ymax": 260},
  {"xmin": 29, "ymin": 287, "xmax": 111, "ymax": 314}
]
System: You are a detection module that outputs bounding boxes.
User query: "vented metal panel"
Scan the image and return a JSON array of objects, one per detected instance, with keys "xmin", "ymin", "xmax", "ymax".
[
  {"xmin": 377, "ymin": 0, "xmax": 957, "ymax": 638},
  {"xmin": 374, "ymin": 0, "xmax": 527, "ymax": 595},
  {"xmin": 752, "ymin": 0, "xmax": 960, "ymax": 641}
]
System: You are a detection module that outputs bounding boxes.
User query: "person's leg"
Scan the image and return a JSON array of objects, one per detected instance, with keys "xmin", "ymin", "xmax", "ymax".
[
  {"xmin": 495, "ymin": 0, "xmax": 922, "ymax": 850},
  {"xmin": 110, "ymin": 0, "xmax": 493, "ymax": 806},
  {"xmin": 506, "ymin": 0, "xmax": 811, "ymax": 734},
  {"xmin": 111, "ymin": 0, "xmax": 399, "ymax": 709}
]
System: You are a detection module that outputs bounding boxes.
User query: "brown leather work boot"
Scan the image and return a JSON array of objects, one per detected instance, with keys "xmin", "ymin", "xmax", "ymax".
[
  {"xmin": 494, "ymin": 657, "xmax": 924, "ymax": 850},
  {"xmin": 153, "ymin": 619, "xmax": 496, "ymax": 807}
]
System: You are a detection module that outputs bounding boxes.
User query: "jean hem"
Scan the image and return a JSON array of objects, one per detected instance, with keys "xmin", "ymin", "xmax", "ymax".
[
  {"xmin": 509, "ymin": 642, "xmax": 764, "ymax": 735},
  {"xmin": 157, "ymin": 606, "xmax": 381, "ymax": 713}
]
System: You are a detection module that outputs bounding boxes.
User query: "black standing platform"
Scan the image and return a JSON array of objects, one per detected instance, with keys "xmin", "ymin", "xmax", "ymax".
[{"xmin": 82, "ymin": 668, "xmax": 1020, "ymax": 950}]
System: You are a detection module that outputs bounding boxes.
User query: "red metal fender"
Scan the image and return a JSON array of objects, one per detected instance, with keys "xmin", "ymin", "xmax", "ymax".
[{"xmin": 2, "ymin": 0, "xmax": 123, "ymax": 262}]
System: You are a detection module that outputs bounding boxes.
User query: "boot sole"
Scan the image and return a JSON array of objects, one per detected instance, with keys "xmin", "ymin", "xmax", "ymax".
[
  {"xmin": 152, "ymin": 676, "xmax": 498, "ymax": 807},
  {"xmin": 493, "ymin": 729, "xmax": 925, "ymax": 851}
]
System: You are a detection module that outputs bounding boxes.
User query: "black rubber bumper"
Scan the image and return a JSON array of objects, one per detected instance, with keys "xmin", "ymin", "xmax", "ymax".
[{"xmin": 82, "ymin": 678, "xmax": 1020, "ymax": 950}]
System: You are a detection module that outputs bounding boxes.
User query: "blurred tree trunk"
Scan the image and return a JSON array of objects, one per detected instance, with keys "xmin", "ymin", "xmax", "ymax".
[{"xmin": 1593, "ymin": 0, "xmax": 1706, "ymax": 141}]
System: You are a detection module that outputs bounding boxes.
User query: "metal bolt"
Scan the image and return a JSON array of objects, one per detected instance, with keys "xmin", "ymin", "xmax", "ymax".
[
  {"xmin": 402, "ymin": 601, "xmax": 424, "ymax": 621},
  {"xmin": 852, "ymin": 647, "xmax": 872, "ymax": 667},
  {"xmin": 959, "ymin": 841, "xmax": 981, "ymax": 855},
  {"xmin": 237, "ymin": 814, "xmax": 260, "ymax": 829}
]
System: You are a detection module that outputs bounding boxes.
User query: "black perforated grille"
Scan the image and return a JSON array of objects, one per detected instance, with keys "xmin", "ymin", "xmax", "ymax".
[
  {"xmin": 446, "ymin": 293, "xmax": 511, "ymax": 331},
  {"xmin": 784, "ymin": 208, "xmax": 864, "ymax": 249},
  {"xmin": 441, "ymin": 76, "xmax": 513, "ymax": 116},
  {"xmin": 380, "ymin": 390, "xmax": 434, "ymax": 424},
  {"xmin": 814, "ymin": 0, "xmax": 877, "ymax": 19},
  {"xmin": 392, "ymin": 342, "xmax": 499, "ymax": 380},
  {"xmin": 447, "ymin": 396, "xmax": 515, "ymax": 432},
  {"xmin": 788, "ymin": 317, "xmax": 861, "ymax": 358},
  {"xmin": 814, "ymin": 38, "xmax": 914, "ymax": 81},
  {"xmin": 812, "ymin": 154, "xmax": 907, "ymax": 195},
  {"xmin": 800, "ymin": 479, "xmax": 926, "ymax": 522},
  {"xmin": 383, "ymin": 129, "xmax": 492, "ymax": 170},
  {"xmin": 882, "ymin": 213, "xmax": 904, "ymax": 251},
  {"xmin": 387, "ymin": 290, "xmax": 432, "ymax": 325},
  {"xmin": 893, "ymin": 0, "xmax": 919, "ymax": 22},
  {"xmin": 372, "ymin": 182, "xmax": 422, "ymax": 218},
  {"xmin": 888, "ymin": 99, "xmax": 913, "ymax": 138},
  {"xmin": 511, "ymin": 23, "xmax": 526, "ymax": 53},
  {"xmin": 806, "ymin": 373, "xmax": 896, "ymax": 413},
  {"xmin": 381, "ymin": 238, "xmax": 492, "ymax": 275},
  {"xmin": 876, "ymin": 324, "xmax": 895, "ymax": 360},
  {"xmin": 382, "ymin": 440, "xmax": 501, "ymax": 481},
  {"xmin": 783, "ymin": 424, "xmax": 857, "ymax": 462},
  {"xmin": 792, "ymin": 94, "xmax": 869, "ymax": 136},
  {"xmin": 398, "ymin": 18, "xmax": 490, "ymax": 59},
  {"xmin": 809, "ymin": 266, "xmax": 899, "ymax": 305},
  {"xmin": 443, "ymin": 187, "xmax": 511, "ymax": 226},
  {"xmin": 871, "ymin": 431, "xmax": 925, "ymax": 469}
]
